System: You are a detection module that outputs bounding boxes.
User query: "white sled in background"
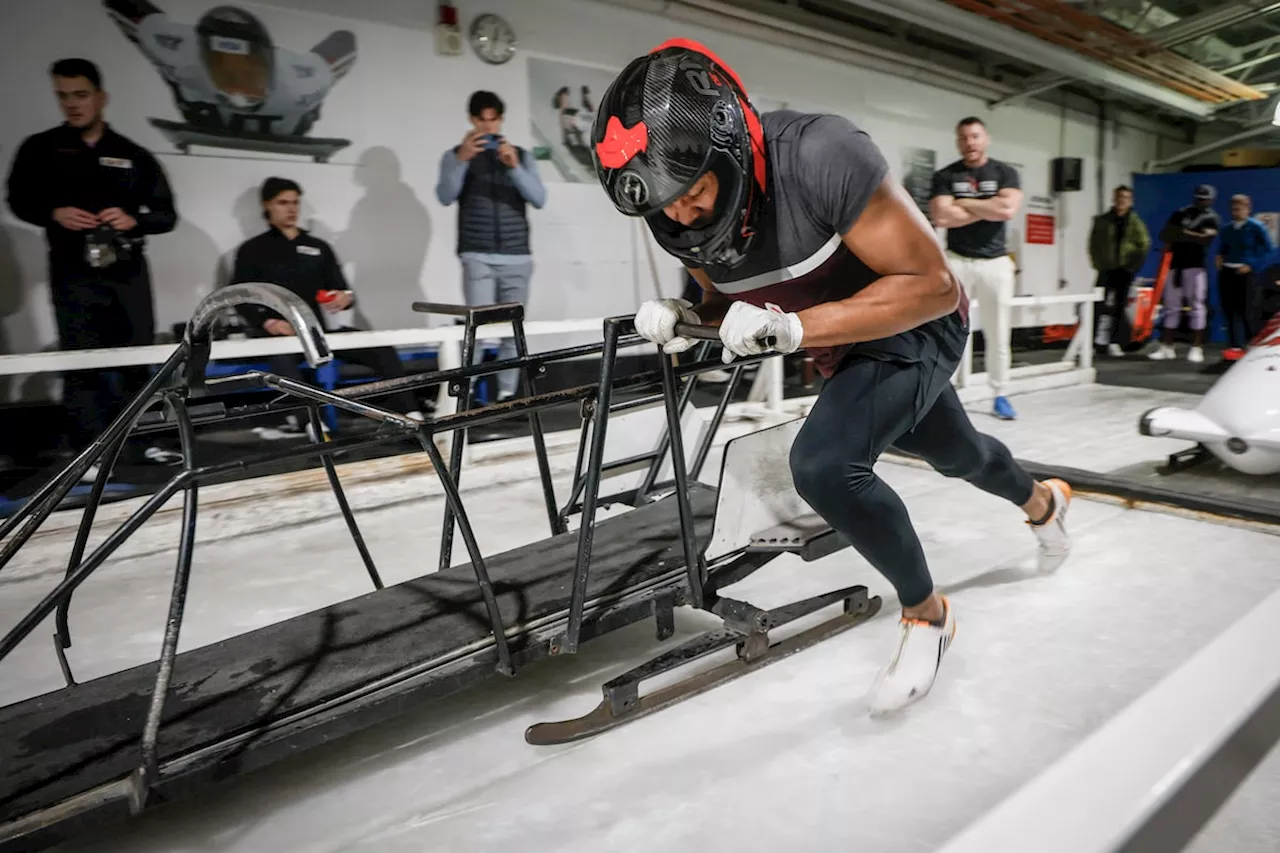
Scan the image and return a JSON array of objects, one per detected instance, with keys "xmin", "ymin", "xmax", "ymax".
[{"xmin": 1139, "ymin": 312, "xmax": 1280, "ymax": 475}]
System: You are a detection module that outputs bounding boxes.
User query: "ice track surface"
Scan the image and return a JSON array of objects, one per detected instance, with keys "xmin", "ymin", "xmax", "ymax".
[{"xmin": 2, "ymin": 385, "xmax": 1277, "ymax": 853}]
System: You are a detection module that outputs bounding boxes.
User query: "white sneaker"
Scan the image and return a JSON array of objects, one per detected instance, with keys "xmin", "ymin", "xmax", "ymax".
[
  {"xmin": 1106, "ymin": 343, "xmax": 1124, "ymax": 357},
  {"xmin": 867, "ymin": 595, "xmax": 956, "ymax": 716},
  {"xmin": 1147, "ymin": 343, "xmax": 1176, "ymax": 360},
  {"xmin": 1186, "ymin": 346, "xmax": 1204, "ymax": 364},
  {"xmin": 1029, "ymin": 478, "xmax": 1072, "ymax": 572}
]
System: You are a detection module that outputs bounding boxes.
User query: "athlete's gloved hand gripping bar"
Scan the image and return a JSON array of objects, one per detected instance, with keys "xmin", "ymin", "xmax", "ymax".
[
  {"xmin": 634, "ymin": 297, "xmax": 801, "ymax": 363},
  {"xmin": 692, "ymin": 301, "xmax": 803, "ymax": 364}
]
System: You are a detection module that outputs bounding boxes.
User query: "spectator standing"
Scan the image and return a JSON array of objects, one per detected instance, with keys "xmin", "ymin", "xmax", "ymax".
[
  {"xmin": 435, "ymin": 90, "xmax": 546, "ymax": 402},
  {"xmin": 1088, "ymin": 185, "xmax": 1150, "ymax": 357},
  {"xmin": 5, "ymin": 58, "xmax": 180, "ymax": 475},
  {"xmin": 1216, "ymin": 193, "xmax": 1274, "ymax": 350},
  {"xmin": 929, "ymin": 117, "xmax": 1024, "ymax": 420},
  {"xmin": 1149, "ymin": 184, "xmax": 1220, "ymax": 363}
]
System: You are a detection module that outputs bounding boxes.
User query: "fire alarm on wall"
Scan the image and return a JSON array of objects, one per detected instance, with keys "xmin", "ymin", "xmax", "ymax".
[{"xmin": 436, "ymin": 2, "xmax": 462, "ymax": 56}]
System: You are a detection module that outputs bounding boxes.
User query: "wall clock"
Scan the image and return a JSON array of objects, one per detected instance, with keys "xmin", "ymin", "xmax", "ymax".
[{"xmin": 470, "ymin": 13, "xmax": 517, "ymax": 65}]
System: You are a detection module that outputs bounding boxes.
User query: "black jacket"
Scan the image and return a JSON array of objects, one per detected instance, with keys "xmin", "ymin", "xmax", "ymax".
[
  {"xmin": 230, "ymin": 226, "xmax": 350, "ymax": 329},
  {"xmin": 5, "ymin": 123, "xmax": 177, "ymax": 275}
]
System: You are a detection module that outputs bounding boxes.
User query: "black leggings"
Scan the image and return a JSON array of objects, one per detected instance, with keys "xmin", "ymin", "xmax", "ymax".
[{"xmin": 790, "ymin": 356, "xmax": 1036, "ymax": 608}]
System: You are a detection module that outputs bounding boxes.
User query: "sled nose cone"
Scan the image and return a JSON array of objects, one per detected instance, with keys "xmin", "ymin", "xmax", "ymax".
[{"xmin": 1139, "ymin": 407, "xmax": 1229, "ymax": 443}]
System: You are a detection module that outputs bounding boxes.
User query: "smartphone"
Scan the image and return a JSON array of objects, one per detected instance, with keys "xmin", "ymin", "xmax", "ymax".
[{"xmin": 482, "ymin": 133, "xmax": 501, "ymax": 151}]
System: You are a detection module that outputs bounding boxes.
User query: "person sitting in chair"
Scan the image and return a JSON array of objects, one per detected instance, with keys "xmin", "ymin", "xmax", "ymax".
[{"xmin": 230, "ymin": 177, "xmax": 424, "ymax": 436}]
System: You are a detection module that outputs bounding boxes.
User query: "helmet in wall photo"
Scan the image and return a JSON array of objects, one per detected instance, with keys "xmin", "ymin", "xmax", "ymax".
[
  {"xmin": 590, "ymin": 39, "xmax": 766, "ymax": 269},
  {"xmin": 196, "ymin": 5, "xmax": 275, "ymax": 110}
]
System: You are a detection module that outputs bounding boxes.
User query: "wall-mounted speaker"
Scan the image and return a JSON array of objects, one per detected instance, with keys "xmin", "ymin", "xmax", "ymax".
[{"xmin": 1052, "ymin": 157, "xmax": 1083, "ymax": 192}]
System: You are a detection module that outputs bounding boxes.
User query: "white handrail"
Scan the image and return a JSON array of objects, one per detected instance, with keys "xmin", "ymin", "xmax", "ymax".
[
  {"xmin": 940, "ymin": 582, "xmax": 1280, "ymax": 853},
  {"xmin": 956, "ymin": 289, "xmax": 1103, "ymax": 391},
  {"xmin": 0, "ymin": 320, "xmax": 606, "ymax": 377}
]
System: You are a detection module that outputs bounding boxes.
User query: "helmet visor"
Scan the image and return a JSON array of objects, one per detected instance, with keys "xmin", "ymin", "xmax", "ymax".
[{"xmin": 203, "ymin": 37, "xmax": 271, "ymax": 106}]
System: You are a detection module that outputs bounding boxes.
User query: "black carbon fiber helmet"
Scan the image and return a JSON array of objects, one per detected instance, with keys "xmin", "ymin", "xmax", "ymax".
[{"xmin": 591, "ymin": 39, "xmax": 766, "ymax": 269}]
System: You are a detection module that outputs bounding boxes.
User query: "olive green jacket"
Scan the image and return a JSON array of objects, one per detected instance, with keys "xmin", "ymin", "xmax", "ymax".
[{"xmin": 1089, "ymin": 208, "xmax": 1151, "ymax": 273}]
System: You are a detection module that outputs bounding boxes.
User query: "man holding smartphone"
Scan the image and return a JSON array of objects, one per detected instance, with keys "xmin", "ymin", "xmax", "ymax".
[{"xmin": 435, "ymin": 90, "xmax": 546, "ymax": 402}]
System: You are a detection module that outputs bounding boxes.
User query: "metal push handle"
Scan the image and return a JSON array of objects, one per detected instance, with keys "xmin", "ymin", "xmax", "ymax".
[{"xmin": 673, "ymin": 321, "xmax": 777, "ymax": 349}]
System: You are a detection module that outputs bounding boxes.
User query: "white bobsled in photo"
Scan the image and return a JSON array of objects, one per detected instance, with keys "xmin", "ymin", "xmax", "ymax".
[
  {"xmin": 1139, "ymin": 312, "xmax": 1280, "ymax": 475},
  {"xmin": 105, "ymin": 0, "xmax": 356, "ymax": 157}
]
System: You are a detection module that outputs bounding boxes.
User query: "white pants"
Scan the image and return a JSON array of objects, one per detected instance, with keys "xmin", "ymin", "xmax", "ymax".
[{"xmin": 947, "ymin": 251, "xmax": 1015, "ymax": 396}]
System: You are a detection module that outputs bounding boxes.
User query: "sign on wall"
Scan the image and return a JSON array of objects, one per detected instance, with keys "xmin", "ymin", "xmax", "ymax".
[
  {"xmin": 902, "ymin": 147, "xmax": 936, "ymax": 217},
  {"xmin": 1025, "ymin": 194, "xmax": 1057, "ymax": 245}
]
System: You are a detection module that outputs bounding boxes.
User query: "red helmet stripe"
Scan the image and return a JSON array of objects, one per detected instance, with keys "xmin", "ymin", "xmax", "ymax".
[
  {"xmin": 649, "ymin": 38, "xmax": 766, "ymax": 191},
  {"xmin": 595, "ymin": 115, "xmax": 648, "ymax": 169},
  {"xmin": 742, "ymin": 107, "xmax": 766, "ymax": 191},
  {"xmin": 649, "ymin": 38, "xmax": 750, "ymax": 97}
]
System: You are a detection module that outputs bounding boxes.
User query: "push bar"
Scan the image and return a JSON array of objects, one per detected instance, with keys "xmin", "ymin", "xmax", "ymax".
[{"xmin": 673, "ymin": 322, "xmax": 776, "ymax": 348}]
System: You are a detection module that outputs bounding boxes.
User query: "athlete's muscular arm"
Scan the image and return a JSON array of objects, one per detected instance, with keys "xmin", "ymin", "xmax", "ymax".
[
  {"xmin": 685, "ymin": 266, "xmax": 732, "ymax": 325},
  {"xmin": 797, "ymin": 178, "xmax": 960, "ymax": 348}
]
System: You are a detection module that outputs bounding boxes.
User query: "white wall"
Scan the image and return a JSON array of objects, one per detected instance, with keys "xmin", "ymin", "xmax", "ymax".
[{"xmin": 0, "ymin": 0, "xmax": 1170, "ymax": 380}]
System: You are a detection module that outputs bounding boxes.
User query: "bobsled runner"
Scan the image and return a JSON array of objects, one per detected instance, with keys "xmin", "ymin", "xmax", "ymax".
[{"xmin": 1139, "ymin": 311, "xmax": 1280, "ymax": 475}]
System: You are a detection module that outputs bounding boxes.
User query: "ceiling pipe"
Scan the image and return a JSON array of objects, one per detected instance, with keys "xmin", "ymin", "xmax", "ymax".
[
  {"xmin": 590, "ymin": 0, "xmax": 1194, "ymax": 140},
  {"xmin": 1143, "ymin": 119, "xmax": 1280, "ymax": 170},
  {"xmin": 833, "ymin": 0, "xmax": 1216, "ymax": 119},
  {"xmin": 989, "ymin": 76, "xmax": 1074, "ymax": 109},
  {"xmin": 1221, "ymin": 50, "xmax": 1280, "ymax": 76},
  {"xmin": 1146, "ymin": 1, "xmax": 1280, "ymax": 51},
  {"xmin": 593, "ymin": 0, "xmax": 1016, "ymax": 102}
]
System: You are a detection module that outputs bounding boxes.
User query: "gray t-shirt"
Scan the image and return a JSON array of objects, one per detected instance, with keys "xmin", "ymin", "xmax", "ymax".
[{"xmin": 695, "ymin": 110, "xmax": 968, "ymax": 377}]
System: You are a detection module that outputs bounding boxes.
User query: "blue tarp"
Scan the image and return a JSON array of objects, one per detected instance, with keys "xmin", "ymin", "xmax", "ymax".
[{"xmin": 1130, "ymin": 168, "xmax": 1280, "ymax": 342}]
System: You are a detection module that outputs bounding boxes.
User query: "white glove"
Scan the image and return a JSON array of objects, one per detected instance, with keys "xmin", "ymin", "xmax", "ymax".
[
  {"xmin": 718, "ymin": 301, "xmax": 804, "ymax": 364},
  {"xmin": 635, "ymin": 298, "xmax": 701, "ymax": 354}
]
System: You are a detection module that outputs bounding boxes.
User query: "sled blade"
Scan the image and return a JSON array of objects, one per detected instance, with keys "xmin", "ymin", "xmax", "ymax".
[{"xmin": 525, "ymin": 588, "xmax": 881, "ymax": 746}]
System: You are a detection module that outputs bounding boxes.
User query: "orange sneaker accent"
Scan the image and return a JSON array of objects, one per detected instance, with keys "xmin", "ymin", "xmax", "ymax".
[
  {"xmin": 1026, "ymin": 479, "xmax": 1071, "ymax": 526},
  {"xmin": 901, "ymin": 595, "xmax": 950, "ymax": 629}
]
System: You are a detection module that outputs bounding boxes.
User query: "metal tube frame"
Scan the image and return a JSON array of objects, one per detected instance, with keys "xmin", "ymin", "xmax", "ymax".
[
  {"xmin": 437, "ymin": 319, "xmax": 478, "ymax": 573},
  {"xmin": 307, "ymin": 403, "xmax": 384, "ymax": 591},
  {"xmin": 0, "ymin": 299, "xmax": 767, "ymax": 808},
  {"xmin": 135, "ymin": 392, "xmax": 200, "ymax": 798},
  {"xmin": 53, "ymin": 426, "xmax": 134, "ymax": 686}
]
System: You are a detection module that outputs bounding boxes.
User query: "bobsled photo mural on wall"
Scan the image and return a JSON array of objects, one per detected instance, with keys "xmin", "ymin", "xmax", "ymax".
[{"xmin": 103, "ymin": 0, "xmax": 357, "ymax": 162}]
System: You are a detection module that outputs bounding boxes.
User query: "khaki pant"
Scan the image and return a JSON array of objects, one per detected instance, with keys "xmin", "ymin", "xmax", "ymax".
[{"xmin": 946, "ymin": 251, "xmax": 1015, "ymax": 396}]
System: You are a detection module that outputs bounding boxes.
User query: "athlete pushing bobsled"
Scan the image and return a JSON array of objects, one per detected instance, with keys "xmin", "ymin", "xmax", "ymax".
[
  {"xmin": 104, "ymin": 0, "xmax": 356, "ymax": 160},
  {"xmin": 588, "ymin": 40, "xmax": 1073, "ymax": 714}
]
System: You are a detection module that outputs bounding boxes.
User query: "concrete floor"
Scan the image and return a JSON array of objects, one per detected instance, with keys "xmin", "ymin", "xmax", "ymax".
[{"xmin": 1, "ymin": 383, "xmax": 1277, "ymax": 853}]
